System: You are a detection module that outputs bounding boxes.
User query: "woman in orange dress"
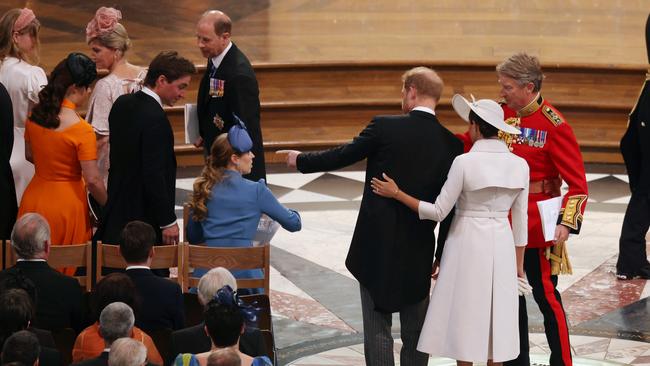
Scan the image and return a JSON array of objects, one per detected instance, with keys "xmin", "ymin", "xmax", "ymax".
[{"xmin": 18, "ymin": 53, "xmax": 106, "ymax": 275}]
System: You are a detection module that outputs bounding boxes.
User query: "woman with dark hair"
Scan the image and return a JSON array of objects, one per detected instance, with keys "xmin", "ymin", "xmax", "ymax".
[
  {"xmin": 187, "ymin": 124, "xmax": 301, "ymax": 292},
  {"xmin": 371, "ymin": 94, "xmax": 530, "ymax": 365},
  {"xmin": 17, "ymin": 53, "xmax": 106, "ymax": 276},
  {"xmin": 72, "ymin": 273, "xmax": 162, "ymax": 365},
  {"xmin": 0, "ymin": 8, "xmax": 47, "ymax": 204},
  {"xmin": 84, "ymin": 7, "xmax": 145, "ymax": 183},
  {"xmin": 174, "ymin": 286, "xmax": 272, "ymax": 366}
]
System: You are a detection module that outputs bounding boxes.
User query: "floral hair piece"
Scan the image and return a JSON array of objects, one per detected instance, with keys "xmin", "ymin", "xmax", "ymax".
[
  {"xmin": 13, "ymin": 8, "xmax": 37, "ymax": 33},
  {"xmin": 212, "ymin": 285, "xmax": 261, "ymax": 329},
  {"xmin": 85, "ymin": 7, "xmax": 122, "ymax": 43}
]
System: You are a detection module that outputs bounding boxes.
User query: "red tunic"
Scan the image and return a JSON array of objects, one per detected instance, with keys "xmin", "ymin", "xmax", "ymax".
[{"xmin": 458, "ymin": 94, "xmax": 588, "ymax": 248}]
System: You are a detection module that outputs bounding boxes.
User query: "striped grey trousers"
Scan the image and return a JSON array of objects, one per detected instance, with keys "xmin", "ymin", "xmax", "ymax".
[{"xmin": 359, "ymin": 285, "xmax": 429, "ymax": 366}]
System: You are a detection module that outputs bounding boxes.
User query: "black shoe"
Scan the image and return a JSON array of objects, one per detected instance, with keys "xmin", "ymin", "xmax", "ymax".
[
  {"xmin": 616, "ymin": 272, "xmax": 640, "ymax": 280},
  {"xmin": 616, "ymin": 270, "xmax": 650, "ymax": 280}
]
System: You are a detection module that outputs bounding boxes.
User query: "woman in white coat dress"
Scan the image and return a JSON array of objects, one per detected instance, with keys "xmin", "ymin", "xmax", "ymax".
[{"xmin": 371, "ymin": 94, "xmax": 530, "ymax": 365}]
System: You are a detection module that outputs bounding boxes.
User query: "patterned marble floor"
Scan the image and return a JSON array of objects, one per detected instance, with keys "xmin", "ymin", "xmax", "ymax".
[{"xmin": 176, "ymin": 163, "xmax": 649, "ymax": 365}]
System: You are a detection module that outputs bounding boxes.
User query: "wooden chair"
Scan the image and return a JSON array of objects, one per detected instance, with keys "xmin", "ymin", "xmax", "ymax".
[
  {"xmin": 240, "ymin": 294, "xmax": 272, "ymax": 331},
  {"xmin": 6, "ymin": 241, "xmax": 93, "ymax": 291},
  {"xmin": 181, "ymin": 244, "xmax": 270, "ymax": 294},
  {"xmin": 182, "ymin": 203, "xmax": 190, "ymax": 242},
  {"xmin": 95, "ymin": 242, "xmax": 183, "ymax": 285},
  {"xmin": 260, "ymin": 329, "xmax": 277, "ymax": 365}
]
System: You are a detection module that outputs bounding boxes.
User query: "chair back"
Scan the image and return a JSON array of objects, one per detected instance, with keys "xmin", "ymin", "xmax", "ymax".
[
  {"xmin": 96, "ymin": 242, "xmax": 182, "ymax": 285},
  {"xmin": 260, "ymin": 329, "xmax": 277, "ymax": 365},
  {"xmin": 239, "ymin": 294, "xmax": 272, "ymax": 331},
  {"xmin": 1, "ymin": 239, "xmax": 5, "ymax": 270},
  {"xmin": 182, "ymin": 203, "xmax": 190, "ymax": 242},
  {"xmin": 6, "ymin": 241, "xmax": 93, "ymax": 290},
  {"xmin": 182, "ymin": 244, "xmax": 270, "ymax": 294}
]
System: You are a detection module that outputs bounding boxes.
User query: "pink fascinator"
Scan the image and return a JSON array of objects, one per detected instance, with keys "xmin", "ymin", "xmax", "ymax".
[
  {"xmin": 13, "ymin": 8, "xmax": 37, "ymax": 33},
  {"xmin": 85, "ymin": 7, "xmax": 122, "ymax": 42}
]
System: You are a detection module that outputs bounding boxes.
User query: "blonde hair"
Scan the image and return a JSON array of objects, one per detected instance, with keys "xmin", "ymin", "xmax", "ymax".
[
  {"xmin": 89, "ymin": 23, "xmax": 131, "ymax": 54},
  {"xmin": 401, "ymin": 66, "xmax": 444, "ymax": 101},
  {"xmin": 189, "ymin": 134, "xmax": 238, "ymax": 221},
  {"xmin": 496, "ymin": 52, "xmax": 544, "ymax": 92},
  {"xmin": 0, "ymin": 9, "xmax": 40, "ymax": 65}
]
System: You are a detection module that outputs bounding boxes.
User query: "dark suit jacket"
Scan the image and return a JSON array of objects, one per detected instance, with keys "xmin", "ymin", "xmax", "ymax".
[
  {"xmin": 621, "ymin": 78, "xmax": 650, "ymax": 195},
  {"xmin": 97, "ymin": 91, "xmax": 177, "ymax": 244},
  {"xmin": 0, "ymin": 261, "xmax": 84, "ymax": 331},
  {"xmin": 0, "ymin": 82, "xmax": 16, "ymax": 239},
  {"xmin": 126, "ymin": 268, "xmax": 184, "ymax": 331},
  {"xmin": 197, "ymin": 42, "xmax": 266, "ymax": 181},
  {"xmin": 297, "ymin": 110, "xmax": 463, "ymax": 312},
  {"xmin": 39, "ymin": 346, "xmax": 63, "ymax": 366},
  {"xmin": 169, "ymin": 323, "xmax": 265, "ymax": 364}
]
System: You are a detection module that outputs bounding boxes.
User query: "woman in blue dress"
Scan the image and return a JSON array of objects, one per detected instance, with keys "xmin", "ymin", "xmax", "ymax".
[
  {"xmin": 187, "ymin": 123, "xmax": 301, "ymax": 292},
  {"xmin": 174, "ymin": 286, "xmax": 273, "ymax": 366}
]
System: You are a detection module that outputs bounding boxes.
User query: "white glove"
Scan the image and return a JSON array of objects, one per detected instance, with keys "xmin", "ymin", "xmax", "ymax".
[{"xmin": 518, "ymin": 276, "xmax": 532, "ymax": 296}]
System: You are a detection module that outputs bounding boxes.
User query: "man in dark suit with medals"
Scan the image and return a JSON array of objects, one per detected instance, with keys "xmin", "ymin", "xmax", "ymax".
[
  {"xmin": 617, "ymin": 13, "xmax": 650, "ymax": 280},
  {"xmin": 195, "ymin": 10, "xmax": 266, "ymax": 181},
  {"xmin": 97, "ymin": 51, "xmax": 196, "ymax": 251},
  {"xmin": 281, "ymin": 67, "xmax": 462, "ymax": 366}
]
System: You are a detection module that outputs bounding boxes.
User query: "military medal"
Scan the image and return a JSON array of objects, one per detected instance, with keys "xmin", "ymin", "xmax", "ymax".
[
  {"xmin": 213, "ymin": 114, "xmax": 224, "ymax": 129},
  {"xmin": 209, "ymin": 78, "xmax": 225, "ymax": 97}
]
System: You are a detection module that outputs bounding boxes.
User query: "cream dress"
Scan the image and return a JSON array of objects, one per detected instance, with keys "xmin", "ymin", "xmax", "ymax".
[
  {"xmin": 0, "ymin": 57, "xmax": 47, "ymax": 204},
  {"xmin": 416, "ymin": 139, "xmax": 529, "ymax": 362},
  {"xmin": 86, "ymin": 70, "xmax": 146, "ymax": 183}
]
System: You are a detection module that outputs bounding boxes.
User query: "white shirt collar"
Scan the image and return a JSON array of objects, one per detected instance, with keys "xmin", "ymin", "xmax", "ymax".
[
  {"xmin": 126, "ymin": 265, "xmax": 151, "ymax": 270},
  {"xmin": 411, "ymin": 106, "xmax": 435, "ymax": 115},
  {"xmin": 211, "ymin": 41, "xmax": 233, "ymax": 71},
  {"xmin": 16, "ymin": 259, "xmax": 46, "ymax": 262},
  {"xmin": 142, "ymin": 86, "xmax": 162, "ymax": 107}
]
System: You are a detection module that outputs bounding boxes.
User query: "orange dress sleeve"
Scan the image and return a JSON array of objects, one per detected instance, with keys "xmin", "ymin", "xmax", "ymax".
[{"xmin": 76, "ymin": 120, "xmax": 98, "ymax": 161}]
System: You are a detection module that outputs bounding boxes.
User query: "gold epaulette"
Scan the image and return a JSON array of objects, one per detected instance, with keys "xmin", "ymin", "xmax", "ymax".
[{"xmin": 542, "ymin": 105, "xmax": 565, "ymax": 127}]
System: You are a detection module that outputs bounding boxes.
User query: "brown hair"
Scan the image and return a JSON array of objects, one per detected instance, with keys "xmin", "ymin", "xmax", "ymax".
[
  {"xmin": 29, "ymin": 59, "xmax": 74, "ymax": 128},
  {"xmin": 496, "ymin": 52, "xmax": 544, "ymax": 92},
  {"xmin": 0, "ymin": 9, "xmax": 40, "ymax": 65},
  {"xmin": 189, "ymin": 134, "xmax": 240, "ymax": 221},
  {"xmin": 143, "ymin": 51, "xmax": 196, "ymax": 87},
  {"xmin": 401, "ymin": 66, "xmax": 444, "ymax": 101}
]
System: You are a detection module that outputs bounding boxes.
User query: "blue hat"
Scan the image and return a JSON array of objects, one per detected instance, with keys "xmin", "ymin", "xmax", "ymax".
[{"xmin": 227, "ymin": 114, "xmax": 253, "ymax": 153}]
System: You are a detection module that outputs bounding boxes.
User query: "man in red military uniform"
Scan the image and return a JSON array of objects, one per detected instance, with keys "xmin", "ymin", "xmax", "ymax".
[{"xmin": 459, "ymin": 53, "xmax": 588, "ymax": 366}]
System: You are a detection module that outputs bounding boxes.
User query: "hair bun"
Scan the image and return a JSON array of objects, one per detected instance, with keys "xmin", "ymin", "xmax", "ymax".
[{"xmin": 65, "ymin": 53, "xmax": 97, "ymax": 87}]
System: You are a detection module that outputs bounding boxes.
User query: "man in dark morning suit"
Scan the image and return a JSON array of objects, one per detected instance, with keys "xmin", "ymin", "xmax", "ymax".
[
  {"xmin": 195, "ymin": 10, "xmax": 265, "ymax": 181},
  {"xmin": 0, "ymin": 82, "xmax": 17, "ymax": 240},
  {"xmin": 169, "ymin": 268, "xmax": 265, "ymax": 364},
  {"xmin": 281, "ymin": 67, "xmax": 463, "ymax": 366},
  {"xmin": 616, "ymin": 13, "xmax": 650, "ymax": 280},
  {"xmin": 120, "ymin": 221, "xmax": 184, "ymax": 332},
  {"xmin": 71, "ymin": 303, "xmax": 156, "ymax": 366},
  {"xmin": 1, "ymin": 330, "xmax": 61, "ymax": 366},
  {"xmin": 0, "ymin": 213, "xmax": 83, "ymax": 332},
  {"xmin": 97, "ymin": 51, "xmax": 196, "ymax": 255}
]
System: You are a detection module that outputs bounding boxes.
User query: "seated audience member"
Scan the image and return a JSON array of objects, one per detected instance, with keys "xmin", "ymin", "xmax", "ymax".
[
  {"xmin": 120, "ymin": 221, "xmax": 184, "ymax": 331},
  {"xmin": 207, "ymin": 349, "xmax": 240, "ymax": 366},
  {"xmin": 1, "ymin": 330, "xmax": 40, "ymax": 366},
  {"xmin": 72, "ymin": 302, "xmax": 150, "ymax": 366},
  {"xmin": 174, "ymin": 286, "xmax": 272, "ymax": 366},
  {"xmin": 187, "ymin": 126, "xmax": 301, "ymax": 293},
  {"xmin": 0, "ymin": 213, "xmax": 83, "ymax": 331},
  {"xmin": 72, "ymin": 274, "xmax": 162, "ymax": 365},
  {"xmin": 0, "ymin": 290, "xmax": 61, "ymax": 366},
  {"xmin": 170, "ymin": 268, "xmax": 265, "ymax": 362},
  {"xmin": 108, "ymin": 338, "xmax": 148, "ymax": 366}
]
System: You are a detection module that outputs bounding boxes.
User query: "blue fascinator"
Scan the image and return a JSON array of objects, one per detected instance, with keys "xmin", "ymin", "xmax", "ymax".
[
  {"xmin": 212, "ymin": 285, "xmax": 261, "ymax": 329},
  {"xmin": 227, "ymin": 114, "xmax": 253, "ymax": 153}
]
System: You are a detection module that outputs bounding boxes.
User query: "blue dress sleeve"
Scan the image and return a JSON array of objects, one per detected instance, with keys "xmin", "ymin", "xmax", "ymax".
[
  {"xmin": 257, "ymin": 180, "xmax": 301, "ymax": 232},
  {"xmin": 251, "ymin": 356, "xmax": 273, "ymax": 366},
  {"xmin": 173, "ymin": 353, "xmax": 200, "ymax": 366},
  {"xmin": 186, "ymin": 209, "xmax": 205, "ymax": 244}
]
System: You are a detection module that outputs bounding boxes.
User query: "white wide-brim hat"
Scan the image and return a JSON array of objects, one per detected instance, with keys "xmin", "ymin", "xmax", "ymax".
[{"xmin": 452, "ymin": 94, "xmax": 521, "ymax": 135}]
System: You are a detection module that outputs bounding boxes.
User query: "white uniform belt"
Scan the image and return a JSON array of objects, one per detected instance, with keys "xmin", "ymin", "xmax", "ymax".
[{"xmin": 455, "ymin": 209, "xmax": 509, "ymax": 218}]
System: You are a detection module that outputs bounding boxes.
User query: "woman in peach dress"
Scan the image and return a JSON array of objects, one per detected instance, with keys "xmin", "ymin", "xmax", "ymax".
[{"xmin": 18, "ymin": 53, "xmax": 106, "ymax": 275}]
